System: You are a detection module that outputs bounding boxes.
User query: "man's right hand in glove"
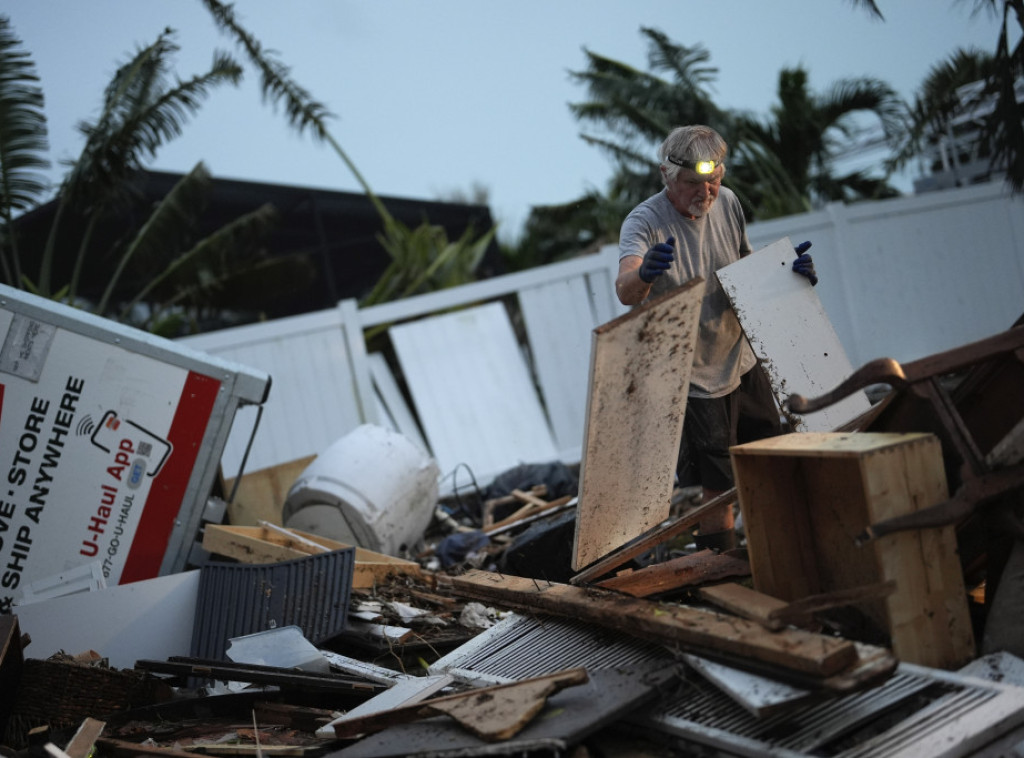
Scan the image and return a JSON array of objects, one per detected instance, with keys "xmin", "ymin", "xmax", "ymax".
[{"xmin": 639, "ymin": 237, "xmax": 675, "ymax": 283}]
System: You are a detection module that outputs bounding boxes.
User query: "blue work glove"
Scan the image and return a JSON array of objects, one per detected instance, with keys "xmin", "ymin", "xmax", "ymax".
[
  {"xmin": 639, "ymin": 236, "xmax": 675, "ymax": 283},
  {"xmin": 791, "ymin": 240, "xmax": 817, "ymax": 286}
]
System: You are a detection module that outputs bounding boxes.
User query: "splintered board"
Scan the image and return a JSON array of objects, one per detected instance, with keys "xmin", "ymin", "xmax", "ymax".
[
  {"xmin": 572, "ymin": 278, "xmax": 704, "ymax": 571},
  {"xmin": 716, "ymin": 237, "xmax": 870, "ymax": 431}
]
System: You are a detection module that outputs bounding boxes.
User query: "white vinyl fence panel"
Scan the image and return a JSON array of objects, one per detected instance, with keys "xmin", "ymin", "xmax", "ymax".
[
  {"xmin": 180, "ymin": 181, "xmax": 1023, "ymax": 487},
  {"xmin": 748, "ymin": 181, "xmax": 1024, "ymax": 369}
]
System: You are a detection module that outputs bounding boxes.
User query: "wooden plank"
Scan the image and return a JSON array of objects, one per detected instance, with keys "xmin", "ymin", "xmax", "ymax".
[
  {"xmin": 201, "ymin": 525, "xmax": 421, "ymax": 588},
  {"xmin": 717, "ymin": 236, "xmax": 870, "ymax": 432},
  {"xmin": 863, "ymin": 435, "xmax": 976, "ymax": 669},
  {"xmin": 389, "ymin": 302, "xmax": 559, "ymax": 486},
  {"xmin": 63, "ymin": 719, "xmax": 105, "ymax": 758},
  {"xmin": 572, "ymin": 279, "xmax": 704, "ymax": 570},
  {"xmin": 484, "ymin": 495, "xmax": 574, "ymax": 533},
  {"xmin": 570, "ymin": 489, "xmax": 736, "ymax": 583},
  {"xmin": 595, "ymin": 550, "xmax": 750, "ymax": 598},
  {"xmin": 329, "ymin": 668, "xmax": 589, "ymax": 741},
  {"xmin": 224, "ymin": 456, "xmax": 316, "ymax": 527},
  {"xmin": 443, "ymin": 570, "xmax": 861, "ymax": 682},
  {"xmin": 698, "ymin": 583, "xmax": 793, "ymax": 631}
]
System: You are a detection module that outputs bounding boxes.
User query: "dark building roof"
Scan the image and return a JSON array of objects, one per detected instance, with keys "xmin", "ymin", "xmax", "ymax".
[{"xmin": 12, "ymin": 170, "xmax": 501, "ymax": 322}]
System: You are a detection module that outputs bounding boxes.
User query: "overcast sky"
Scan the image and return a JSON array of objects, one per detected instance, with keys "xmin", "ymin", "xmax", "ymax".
[{"xmin": 7, "ymin": 1, "xmax": 1009, "ymax": 242}]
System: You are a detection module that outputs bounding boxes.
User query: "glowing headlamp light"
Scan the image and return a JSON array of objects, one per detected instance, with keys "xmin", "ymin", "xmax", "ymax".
[{"xmin": 667, "ymin": 156, "xmax": 722, "ymax": 175}]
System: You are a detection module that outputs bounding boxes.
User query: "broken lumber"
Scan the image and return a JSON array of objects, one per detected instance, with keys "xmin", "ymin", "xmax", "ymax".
[
  {"xmin": 482, "ymin": 485, "xmax": 547, "ymax": 527},
  {"xmin": 484, "ymin": 494, "xmax": 575, "ymax": 534},
  {"xmin": 329, "ymin": 668, "xmax": 589, "ymax": 742},
  {"xmin": 766, "ymin": 581, "xmax": 898, "ymax": 628},
  {"xmin": 442, "ymin": 570, "xmax": 866, "ymax": 686},
  {"xmin": 596, "ymin": 550, "xmax": 750, "ymax": 597},
  {"xmin": 201, "ymin": 524, "xmax": 421, "ymax": 588},
  {"xmin": 571, "ymin": 488, "xmax": 737, "ymax": 584},
  {"xmin": 698, "ymin": 583, "xmax": 798, "ymax": 631},
  {"xmin": 63, "ymin": 719, "xmax": 105, "ymax": 758}
]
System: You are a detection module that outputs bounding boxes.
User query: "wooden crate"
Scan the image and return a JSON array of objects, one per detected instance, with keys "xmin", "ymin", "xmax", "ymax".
[
  {"xmin": 730, "ymin": 432, "xmax": 975, "ymax": 670},
  {"xmin": 202, "ymin": 524, "xmax": 421, "ymax": 588}
]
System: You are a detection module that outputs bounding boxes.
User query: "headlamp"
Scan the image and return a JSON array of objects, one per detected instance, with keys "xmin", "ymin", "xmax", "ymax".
[{"xmin": 667, "ymin": 156, "xmax": 722, "ymax": 175}]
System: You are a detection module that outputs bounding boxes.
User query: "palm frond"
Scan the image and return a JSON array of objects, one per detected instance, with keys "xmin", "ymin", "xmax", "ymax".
[
  {"xmin": 123, "ymin": 200, "xmax": 285, "ymax": 318},
  {"xmin": 160, "ymin": 250, "xmax": 311, "ymax": 311},
  {"xmin": 640, "ymin": 28, "xmax": 719, "ymax": 90},
  {"xmin": 67, "ymin": 34, "xmax": 242, "ymax": 208},
  {"xmin": 199, "ymin": 0, "xmax": 332, "ymax": 141},
  {"xmin": 0, "ymin": 15, "xmax": 50, "ymax": 285},
  {"xmin": 97, "ymin": 161, "xmax": 213, "ymax": 315}
]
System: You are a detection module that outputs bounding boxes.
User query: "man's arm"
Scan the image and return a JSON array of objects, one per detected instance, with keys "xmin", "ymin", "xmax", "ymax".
[{"xmin": 615, "ymin": 255, "xmax": 652, "ymax": 306}]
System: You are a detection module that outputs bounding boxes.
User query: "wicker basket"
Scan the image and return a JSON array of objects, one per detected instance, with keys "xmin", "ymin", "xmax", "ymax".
[{"xmin": 3, "ymin": 656, "xmax": 166, "ymax": 749}]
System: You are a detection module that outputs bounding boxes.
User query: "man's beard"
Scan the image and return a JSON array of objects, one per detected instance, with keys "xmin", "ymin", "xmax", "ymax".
[{"xmin": 687, "ymin": 196, "xmax": 714, "ymax": 217}]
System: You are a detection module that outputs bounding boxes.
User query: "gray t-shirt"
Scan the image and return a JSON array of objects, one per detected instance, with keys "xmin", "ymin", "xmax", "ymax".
[{"xmin": 619, "ymin": 187, "xmax": 755, "ymax": 398}]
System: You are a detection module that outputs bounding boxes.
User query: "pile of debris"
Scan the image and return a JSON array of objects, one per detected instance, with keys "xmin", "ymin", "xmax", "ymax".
[{"xmin": 2, "ymin": 306, "xmax": 1024, "ymax": 756}]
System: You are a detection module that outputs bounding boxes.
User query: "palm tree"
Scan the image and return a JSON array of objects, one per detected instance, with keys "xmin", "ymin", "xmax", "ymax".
[
  {"xmin": 512, "ymin": 26, "xmax": 908, "ymax": 264},
  {"xmin": 888, "ymin": 48, "xmax": 999, "ymax": 182},
  {"xmin": 568, "ymin": 29, "xmax": 733, "ymax": 210},
  {"xmin": 0, "ymin": 17, "xmax": 317, "ymax": 334},
  {"xmin": 733, "ymin": 66, "xmax": 907, "ymax": 213},
  {"xmin": 849, "ymin": 0, "xmax": 1024, "ymax": 192},
  {"xmin": 199, "ymin": 0, "xmax": 496, "ymax": 308}
]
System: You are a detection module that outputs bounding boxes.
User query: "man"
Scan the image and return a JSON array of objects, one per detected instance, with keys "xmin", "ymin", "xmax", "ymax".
[{"xmin": 615, "ymin": 124, "xmax": 817, "ymax": 552}]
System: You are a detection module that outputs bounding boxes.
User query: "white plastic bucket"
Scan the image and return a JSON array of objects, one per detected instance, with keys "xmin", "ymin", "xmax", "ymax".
[{"xmin": 282, "ymin": 424, "xmax": 439, "ymax": 557}]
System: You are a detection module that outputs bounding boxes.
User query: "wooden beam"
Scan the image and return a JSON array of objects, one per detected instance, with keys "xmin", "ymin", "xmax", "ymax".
[
  {"xmin": 63, "ymin": 719, "xmax": 105, "ymax": 758},
  {"xmin": 483, "ymin": 495, "xmax": 575, "ymax": 534},
  {"xmin": 699, "ymin": 583, "xmax": 798, "ymax": 631},
  {"xmin": 570, "ymin": 489, "xmax": 737, "ymax": 584},
  {"xmin": 201, "ymin": 524, "xmax": 421, "ymax": 588},
  {"xmin": 595, "ymin": 550, "xmax": 750, "ymax": 597},
  {"xmin": 442, "ymin": 570, "xmax": 860, "ymax": 682}
]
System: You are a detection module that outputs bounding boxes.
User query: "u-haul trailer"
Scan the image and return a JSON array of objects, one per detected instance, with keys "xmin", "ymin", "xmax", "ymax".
[{"xmin": 0, "ymin": 285, "xmax": 270, "ymax": 613}]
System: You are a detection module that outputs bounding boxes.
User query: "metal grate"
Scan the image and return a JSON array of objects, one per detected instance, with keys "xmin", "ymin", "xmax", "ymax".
[
  {"xmin": 190, "ymin": 548, "xmax": 355, "ymax": 661},
  {"xmin": 429, "ymin": 613, "xmax": 671, "ymax": 684},
  {"xmin": 430, "ymin": 613, "xmax": 1024, "ymax": 757}
]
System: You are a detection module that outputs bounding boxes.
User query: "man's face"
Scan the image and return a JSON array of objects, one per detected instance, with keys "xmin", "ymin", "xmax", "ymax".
[{"xmin": 663, "ymin": 165, "xmax": 723, "ymax": 219}]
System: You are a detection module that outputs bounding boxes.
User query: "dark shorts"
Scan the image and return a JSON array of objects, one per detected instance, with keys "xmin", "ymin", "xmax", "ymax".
[{"xmin": 677, "ymin": 364, "xmax": 782, "ymax": 491}]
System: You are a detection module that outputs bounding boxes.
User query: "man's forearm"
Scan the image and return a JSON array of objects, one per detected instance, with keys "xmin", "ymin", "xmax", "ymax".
[{"xmin": 615, "ymin": 258, "xmax": 652, "ymax": 306}]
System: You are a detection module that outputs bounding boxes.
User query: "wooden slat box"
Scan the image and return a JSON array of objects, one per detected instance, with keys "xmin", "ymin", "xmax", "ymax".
[
  {"xmin": 202, "ymin": 524, "xmax": 421, "ymax": 589},
  {"xmin": 730, "ymin": 432, "xmax": 975, "ymax": 670}
]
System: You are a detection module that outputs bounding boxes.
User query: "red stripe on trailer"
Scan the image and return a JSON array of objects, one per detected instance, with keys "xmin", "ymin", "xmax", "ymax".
[{"xmin": 120, "ymin": 371, "xmax": 221, "ymax": 584}]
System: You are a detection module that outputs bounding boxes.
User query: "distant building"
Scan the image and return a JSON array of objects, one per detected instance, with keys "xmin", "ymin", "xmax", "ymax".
[
  {"xmin": 10, "ymin": 170, "xmax": 501, "ymax": 329},
  {"xmin": 912, "ymin": 77, "xmax": 1024, "ymax": 194}
]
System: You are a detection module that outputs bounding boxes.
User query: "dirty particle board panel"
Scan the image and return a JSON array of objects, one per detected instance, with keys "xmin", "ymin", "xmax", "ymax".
[
  {"xmin": 717, "ymin": 236, "xmax": 870, "ymax": 431},
  {"xmin": 389, "ymin": 302, "xmax": 559, "ymax": 487},
  {"xmin": 572, "ymin": 279, "xmax": 704, "ymax": 571}
]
